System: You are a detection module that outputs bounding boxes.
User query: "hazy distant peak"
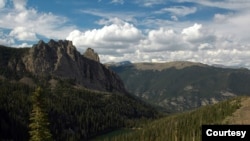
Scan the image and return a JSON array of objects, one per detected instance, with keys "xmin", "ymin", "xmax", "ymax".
[
  {"xmin": 105, "ymin": 61, "xmax": 132, "ymax": 67},
  {"xmin": 133, "ymin": 61, "xmax": 207, "ymax": 71}
]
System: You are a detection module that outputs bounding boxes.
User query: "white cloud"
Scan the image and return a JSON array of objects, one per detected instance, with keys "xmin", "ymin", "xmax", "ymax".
[
  {"xmin": 211, "ymin": 10, "xmax": 250, "ymax": 43},
  {"xmin": 67, "ymin": 20, "xmax": 143, "ymax": 55},
  {"xmin": 73, "ymin": 18, "xmax": 250, "ymax": 68},
  {"xmin": 65, "ymin": 17, "xmax": 241, "ymax": 67},
  {"xmin": 135, "ymin": 0, "xmax": 165, "ymax": 7},
  {"xmin": 177, "ymin": 0, "xmax": 250, "ymax": 11},
  {"xmin": 171, "ymin": 16, "xmax": 178, "ymax": 21},
  {"xmin": 81, "ymin": 9, "xmax": 141, "ymax": 25},
  {"xmin": 12, "ymin": 0, "xmax": 27, "ymax": 10},
  {"xmin": 0, "ymin": 30, "xmax": 15, "ymax": 46},
  {"xmin": 0, "ymin": 0, "xmax": 75, "ymax": 45},
  {"xmin": 155, "ymin": 6, "xmax": 197, "ymax": 17},
  {"xmin": 13, "ymin": 42, "xmax": 32, "ymax": 48},
  {"xmin": 111, "ymin": 0, "xmax": 124, "ymax": 4},
  {"xmin": 0, "ymin": 0, "xmax": 6, "ymax": 9},
  {"xmin": 198, "ymin": 43, "xmax": 213, "ymax": 50},
  {"xmin": 181, "ymin": 23, "xmax": 202, "ymax": 41},
  {"xmin": 138, "ymin": 28, "xmax": 188, "ymax": 52},
  {"xmin": 97, "ymin": 17, "xmax": 129, "ymax": 26},
  {"xmin": 9, "ymin": 26, "xmax": 37, "ymax": 41},
  {"xmin": 214, "ymin": 13, "xmax": 229, "ymax": 23}
]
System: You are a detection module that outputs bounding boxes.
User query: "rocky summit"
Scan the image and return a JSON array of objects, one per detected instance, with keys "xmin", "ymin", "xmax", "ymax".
[
  {"xmin": 0, "ymin": 39, "xmax": 127, "ymax": 93},
  {"xmin": 83, "ymin": 48, "xmax": 100, "ymax": 62}
]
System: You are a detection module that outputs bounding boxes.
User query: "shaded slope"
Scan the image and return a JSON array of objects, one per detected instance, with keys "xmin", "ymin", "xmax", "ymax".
[
  {"xmin": 109, "ymin": 61, "xmax": 250, "ymax": 112},
  {"xmin": 0, "ymin": 79, "xmax": 159, "ymax": 141},
  {"xmin": 96, "ymin": 96, "xmax": 243, "ymax": 141}
]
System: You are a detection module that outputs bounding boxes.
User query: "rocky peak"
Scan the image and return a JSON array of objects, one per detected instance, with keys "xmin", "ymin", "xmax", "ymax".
[
  {"xmin": 48, "ymin": 39, "xmax": 76, "ymax": 56},
  {"xmin": 83, "ymin": 48, "xmax": 100, "ymax": 62},
  {"xmin": 6, "ymin": 40, "xmax": 127, "ymax": 93}
]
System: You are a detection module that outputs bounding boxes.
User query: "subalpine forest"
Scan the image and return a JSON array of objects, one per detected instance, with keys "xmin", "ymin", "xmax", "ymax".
[
  {"xmin": 0, "ymin": 78, "xmax": 159, "ymax": 141},
  {"xmin": 94, "ymin": 96, "xmax": 242, "ymax": 141}
]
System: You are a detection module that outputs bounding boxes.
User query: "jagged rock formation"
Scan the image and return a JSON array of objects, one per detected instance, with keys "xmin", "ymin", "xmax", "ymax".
[
  {"xmin": 83, "ymin": 48, "xmax": 100, "ymax": 62},
  {"xmin": 0, "ymin": 40, "xmax": 127, "ymax": 93}
]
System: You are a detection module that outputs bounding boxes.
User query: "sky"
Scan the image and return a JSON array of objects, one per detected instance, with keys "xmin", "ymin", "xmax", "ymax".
[{"xmin": 0, "ymin": 0, "xmax": 250, "ymax": 68}]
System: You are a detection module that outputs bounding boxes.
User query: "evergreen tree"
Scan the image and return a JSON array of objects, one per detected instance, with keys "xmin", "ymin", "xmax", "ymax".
[{"xmin": 29, "ymin": 87, "xmax": 53, "ymax": 141}]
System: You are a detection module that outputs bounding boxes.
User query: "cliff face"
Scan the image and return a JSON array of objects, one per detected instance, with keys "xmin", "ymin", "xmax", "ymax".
[
  {"xmin": 2, "ymin": 40, "xmax": 126, "ymax": 93},
  {"xmin": 83, "ymin": 48, "xmax": 100, "ymax": 62}
]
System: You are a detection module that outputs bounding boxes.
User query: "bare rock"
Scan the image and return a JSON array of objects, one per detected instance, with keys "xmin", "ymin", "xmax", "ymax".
[
  {"xmin": 83, "ymin": 48, "xmax": 100, "ymax": 62},
  {"xmin": 27, "ymin": 40, "xmax": 126, "ymax": 93}
]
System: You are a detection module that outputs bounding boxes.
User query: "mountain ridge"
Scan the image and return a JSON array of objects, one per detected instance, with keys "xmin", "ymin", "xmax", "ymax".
[
  {"xmin": 108, "ymin": 61, "xmax": 250, "ymax": 112},
  {"xmin": 0, "ymin": 40, "xmax": 127, "ymax": 93},
  {"xmin": 106, "ymin": 60, "xmax": 249, "ymax": 71}
]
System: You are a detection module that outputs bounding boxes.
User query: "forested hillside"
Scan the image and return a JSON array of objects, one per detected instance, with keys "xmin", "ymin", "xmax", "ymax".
[
  {"xmin": 109, "ymin": 62, "xmax": 250, "ymax": 112},
  {"xmin": 0, "ymin": 78, "xmax": 159, "ymax": 141},
  {"xmin": 95, "ymin": 96, "xmax": 243, "ymax": 141}
]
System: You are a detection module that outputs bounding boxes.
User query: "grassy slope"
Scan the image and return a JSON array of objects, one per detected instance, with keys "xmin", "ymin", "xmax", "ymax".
[
  {"xmin": 223, "ymin": 97, "xmax": 250, "ymax": 124},
  {"xmin": 95, "ymin": 96, "xmax": 244, "ymax": 141}
]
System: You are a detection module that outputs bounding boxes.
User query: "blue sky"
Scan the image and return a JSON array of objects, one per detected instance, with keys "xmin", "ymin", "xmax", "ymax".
[{"xmin": 1, "ymin": 0, "xmax": 250, "ymax": 68}]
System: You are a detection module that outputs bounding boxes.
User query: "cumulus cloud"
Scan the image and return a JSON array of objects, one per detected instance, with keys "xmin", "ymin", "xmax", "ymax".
[
  {"xmin": 137, "ymin": 23, "xmax": 216, "ymax": 53},
  {"xmin": 68, "ymin": 17, "xmax": 250, "ymax": 68},
  {"xmin": 0, "ymin": 0, "xmax": 75, "ymax": 46},
  {"xmin": 181, "ymin": 23, "xmax": 202, "ymax": 41},
  {"xmin": 138, "ymin": 28, "xmax": 187, "ymax": 52},
  {"xmin": 9, "ymin": 26, "xmax": 37, "ymax": 41},
  {"xmin": 67, "ymin": 19, "xmax": 143, "ymax": 55}
]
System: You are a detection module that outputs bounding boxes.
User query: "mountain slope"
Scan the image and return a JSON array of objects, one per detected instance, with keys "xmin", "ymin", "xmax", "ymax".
[
  {"xmin": 0, "ymin": 41, "xmax": 160, "ymax": 140},
  {"xmin": 108, "ymin": 61, "xmax": 250, "ymax": 112},
  {"xmin": 94, "ymin": 96, "xmax": 243, "ymax": 141},
  {"xmin": 223, "ymin": 97, "xmax": 250, "ymax": 124},
  {"xmin": 0, "ymin": 79, "xmax": 159, "ymax": 141}
]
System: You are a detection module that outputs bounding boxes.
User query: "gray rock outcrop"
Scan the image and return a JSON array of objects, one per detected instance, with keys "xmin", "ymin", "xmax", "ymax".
[
  {"xmin": 2, "ymin": 39, "xmax": 127, "ymax": 93},
  {"xmin": 83, "ymin": 48, "xmax": 100, "ymax": 62}
]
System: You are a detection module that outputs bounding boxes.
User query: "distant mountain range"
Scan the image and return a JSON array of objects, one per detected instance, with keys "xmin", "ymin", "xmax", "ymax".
[{"xmin": 107, "ymin": 61, "xmax": 250, "ymax": 112}]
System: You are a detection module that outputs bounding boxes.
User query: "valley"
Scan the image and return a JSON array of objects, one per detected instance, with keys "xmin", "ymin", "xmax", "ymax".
[{"xmin": 93, "ymin": 96, "xmax": 245, "ymax": 141}]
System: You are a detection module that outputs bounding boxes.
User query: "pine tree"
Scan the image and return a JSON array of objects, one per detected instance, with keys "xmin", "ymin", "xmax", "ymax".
[{"xmin": 29, "ymin": 87, "xmax": 53, "ymax": 141}]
